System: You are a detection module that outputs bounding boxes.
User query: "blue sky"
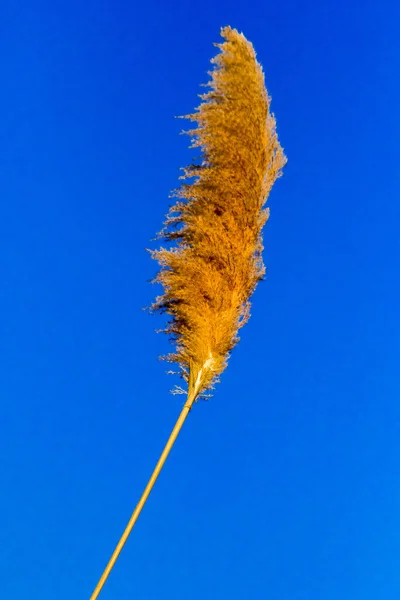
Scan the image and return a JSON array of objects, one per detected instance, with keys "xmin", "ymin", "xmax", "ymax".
[{"xmin": 1, "ymin": 1, "xmax": 399, "ymax": 598}]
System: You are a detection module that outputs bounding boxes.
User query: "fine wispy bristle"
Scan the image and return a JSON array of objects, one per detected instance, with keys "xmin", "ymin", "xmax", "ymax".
[{"xmin": 150, "ymin": 26, "xmax": 286, "ymax": 400}]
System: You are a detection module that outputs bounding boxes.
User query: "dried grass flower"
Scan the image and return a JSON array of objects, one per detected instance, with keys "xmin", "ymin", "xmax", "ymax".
[{"xmin": 151, "ymin": 26, "xmax": 287, "ymax": 401}]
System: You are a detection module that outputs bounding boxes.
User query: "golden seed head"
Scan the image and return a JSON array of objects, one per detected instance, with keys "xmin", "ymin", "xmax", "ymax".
[{"xmin": 151, "ymin": 26, "xmax": 286, "ymax": 399}]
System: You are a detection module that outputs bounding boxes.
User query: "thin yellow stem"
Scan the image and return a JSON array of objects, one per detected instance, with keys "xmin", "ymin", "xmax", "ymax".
[{"xmin": 89, "ymin": 391, "xmax": 197, "ymax": 600}]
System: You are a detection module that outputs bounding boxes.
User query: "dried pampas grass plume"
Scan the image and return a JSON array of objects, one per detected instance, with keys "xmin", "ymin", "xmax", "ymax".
[
  {"xmin": 89, "ymin": 26, "xmax": 286, "ymax": 600},
  {"xmin": 151, "ymin": 25, "xmax": 286, "ymax": 400}
]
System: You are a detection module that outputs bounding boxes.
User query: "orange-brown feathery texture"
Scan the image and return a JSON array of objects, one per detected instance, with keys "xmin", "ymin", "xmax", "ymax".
[{"xmin": 151, "ymin": 26, "xmax": 286, "ymax": 399}]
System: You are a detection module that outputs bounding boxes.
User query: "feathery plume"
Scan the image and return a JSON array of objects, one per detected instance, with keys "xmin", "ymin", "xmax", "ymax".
[{"xmin": 151, "ymin": 26, "xmax": 286, "ymax": 400}]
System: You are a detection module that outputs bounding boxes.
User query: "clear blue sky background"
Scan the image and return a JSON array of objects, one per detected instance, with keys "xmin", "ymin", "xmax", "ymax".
[{"xmin": 1, "ymin": 1, "xmax": 399, "ymax": 598}]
